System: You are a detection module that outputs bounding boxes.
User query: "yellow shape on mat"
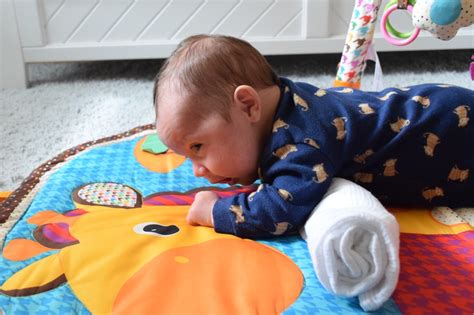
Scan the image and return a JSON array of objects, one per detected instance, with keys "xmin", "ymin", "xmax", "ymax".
[
  {"xmin": 1, "ymin": 253, "xmax": 64, "ymax": 294},
  {"xmin": 2, "ymin": 201, "xmax": 303, "ymax": 315},
  {"xmin": 390, "ymin": 207, "xmax": 473, "ymax": 235}
]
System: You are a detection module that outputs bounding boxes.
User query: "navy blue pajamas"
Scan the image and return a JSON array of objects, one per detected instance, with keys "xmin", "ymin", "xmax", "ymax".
[{"xmin": 212, "ymin": 77, "xmax": 474, "ymax": 238}]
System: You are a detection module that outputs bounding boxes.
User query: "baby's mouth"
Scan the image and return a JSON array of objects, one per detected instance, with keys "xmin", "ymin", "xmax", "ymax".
[
  {"xmin": 226, "ymin": 178, "xmax": 238, "ymax": 185},
  {"xmin": 212, "ymin": 178, "xmax": 237, "ymax": 185}
]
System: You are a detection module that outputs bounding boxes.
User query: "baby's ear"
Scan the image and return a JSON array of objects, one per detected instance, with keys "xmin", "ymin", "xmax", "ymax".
[{"xmin": 233, "ymin": 85, "xmax": 261, "ymax": 122}]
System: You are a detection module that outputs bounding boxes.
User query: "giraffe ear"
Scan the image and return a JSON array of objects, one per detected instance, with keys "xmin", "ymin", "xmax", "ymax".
[{"xmin": 72, "ymin": 182, "xmax": 142, "ymax": 209}]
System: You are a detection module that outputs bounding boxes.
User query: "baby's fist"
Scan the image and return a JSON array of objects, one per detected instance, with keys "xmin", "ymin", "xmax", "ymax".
[{"xmin": 187, "ymin": 191, "xmax": 219, "ymax": 227}]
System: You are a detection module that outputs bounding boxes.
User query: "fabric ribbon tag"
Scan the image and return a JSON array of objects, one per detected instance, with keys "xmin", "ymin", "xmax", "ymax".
[{"xmin": 366, "ymin": 43, "xmax": 384, "ymax": 91}]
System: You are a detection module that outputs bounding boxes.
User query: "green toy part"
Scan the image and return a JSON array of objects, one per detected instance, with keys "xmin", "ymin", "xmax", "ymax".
[{"xmin": 384, "ymin": 0, "xmax": 417, "ymax": 39}]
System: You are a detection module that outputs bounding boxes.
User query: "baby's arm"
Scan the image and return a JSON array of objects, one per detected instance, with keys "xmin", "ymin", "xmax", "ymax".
[
  {"xmin": 212, "ymin": 143, "xmax": 336, "ymax": 238},
  {"xmin": 187, "ymin": 191, "xmax": 219, "ymax": 227}
]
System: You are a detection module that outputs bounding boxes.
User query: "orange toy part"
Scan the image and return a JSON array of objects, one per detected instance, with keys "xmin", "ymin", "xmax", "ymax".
[
  {"xmin": 333, "ymin": 79, "xmax": 361, "ymax": 90},
  {"xmin": 0, "ymin": 191, "xmax": 10, "ymax": 203},
  {"xmin": 113, "ymin": 238, "xmax": 303, "ymax": 315}
]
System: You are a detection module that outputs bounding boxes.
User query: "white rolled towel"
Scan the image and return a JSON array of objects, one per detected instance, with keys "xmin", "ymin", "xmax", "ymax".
[{"xmin": 300, "ymin": 178, "xmax": 400, "ymax": 312}]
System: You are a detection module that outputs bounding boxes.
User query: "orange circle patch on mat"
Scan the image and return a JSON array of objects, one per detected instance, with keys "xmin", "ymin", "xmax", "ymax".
[
  {"xmin": 134, "ymin": 136, "xmax": 186, "ymax": 173},
  {"xmin": 113, "ymin": 238, "xmax": 304, "ymax": 314}
]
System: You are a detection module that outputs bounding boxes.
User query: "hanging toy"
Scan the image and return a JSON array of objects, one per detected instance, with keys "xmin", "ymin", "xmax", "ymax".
[
  {"xmin": 334, "ymin": 0, "xmax": 383, "ymax": 89},
  {"xmin": 381, "ymin": 0, "xmax": 421, "ymax": 46},
  {"xmin": 381, "ymin": 0, "xmax": 474, "ymax": 44},
  {"xmin": 334, "ymin": 0, "xmax": 473, "ymax": 89},
  {"xmin": 412, "ymin": 0, "xmax": 474, "ymax": 40}
]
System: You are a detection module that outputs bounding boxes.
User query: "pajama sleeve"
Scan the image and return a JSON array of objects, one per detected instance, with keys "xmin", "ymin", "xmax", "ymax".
[{"xmin": 212, "ymin": 142, "xmax": 336, "ymax": 238}]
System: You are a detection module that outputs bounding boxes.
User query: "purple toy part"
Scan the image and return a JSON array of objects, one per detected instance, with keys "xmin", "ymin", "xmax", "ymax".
[{"xmin": 470, "ymin": 57, "xmax": 474, "ymax": 81}]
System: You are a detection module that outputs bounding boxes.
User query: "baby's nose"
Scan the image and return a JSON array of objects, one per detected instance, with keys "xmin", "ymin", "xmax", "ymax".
[{"xmin": 192, "ymin": 163, "xmax": 207, "ymax": 177}]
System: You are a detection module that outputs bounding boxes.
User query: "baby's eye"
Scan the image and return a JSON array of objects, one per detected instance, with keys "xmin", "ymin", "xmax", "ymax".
[{"xmin": 190, "ymin": 144, "xmax": 202, "ymax": 153}]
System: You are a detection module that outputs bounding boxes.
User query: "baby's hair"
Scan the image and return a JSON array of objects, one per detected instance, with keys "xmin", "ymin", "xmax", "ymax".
[{"xmin": 153, "ymin": 34, "xmax": 279, "ymax": 121}]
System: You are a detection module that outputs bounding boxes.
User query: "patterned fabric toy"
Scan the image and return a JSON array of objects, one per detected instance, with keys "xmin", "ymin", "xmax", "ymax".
[
  {"xmin": 334, "ymin": 0, "xmax": 382, "ymax": 89},
  {"xmin": 412, "ymin": 0, "xmax": 474, "ymax": 40}
]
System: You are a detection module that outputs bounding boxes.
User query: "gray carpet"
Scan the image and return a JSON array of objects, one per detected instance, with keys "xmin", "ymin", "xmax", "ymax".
[{"xmin": 1, "ymin": 49, "xmax": 473, "ymax": 191}]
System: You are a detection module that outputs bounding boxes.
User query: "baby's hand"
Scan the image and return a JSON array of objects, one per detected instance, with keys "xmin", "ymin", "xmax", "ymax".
[{"xmin": 187, "ymin": 191, "xmax": 219, "ymax": 227}]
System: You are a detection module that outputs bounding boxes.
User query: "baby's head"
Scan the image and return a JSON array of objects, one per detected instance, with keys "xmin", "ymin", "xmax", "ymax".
[
  {"xmin": 153, "ymin": 34, "xmax": 278, "ymax": 121},
  {"xmin": 154, "ymin": 35, "xmax": 280, "ymax": 185}
]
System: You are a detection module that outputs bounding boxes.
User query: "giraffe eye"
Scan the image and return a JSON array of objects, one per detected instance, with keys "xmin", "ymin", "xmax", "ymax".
[{"xmin": 134, "ymin": 222, "xmax": 179, "ymax": 237}]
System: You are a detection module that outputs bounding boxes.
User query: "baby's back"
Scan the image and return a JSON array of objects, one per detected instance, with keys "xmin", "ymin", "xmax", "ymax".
[{"xmin": 282, "ymin": 78, "xmax": 474, "ymax": 207}]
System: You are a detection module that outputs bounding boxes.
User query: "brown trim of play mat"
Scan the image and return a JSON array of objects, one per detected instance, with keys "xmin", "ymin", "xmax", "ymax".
[{"xmin": 0, "ymin": 124, "xmax": 155, "ymax": 225}]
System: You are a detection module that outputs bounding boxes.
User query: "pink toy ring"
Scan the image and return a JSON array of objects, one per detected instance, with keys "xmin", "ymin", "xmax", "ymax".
[{"xmin": 381, "ymin": 3, "xmax": 420, "ymax": 46}]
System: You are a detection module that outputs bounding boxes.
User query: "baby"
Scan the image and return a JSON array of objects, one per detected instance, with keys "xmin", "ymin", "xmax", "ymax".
[{"xmin": 154, "ymin": 34, "xmax": 474, "ymax": 238}]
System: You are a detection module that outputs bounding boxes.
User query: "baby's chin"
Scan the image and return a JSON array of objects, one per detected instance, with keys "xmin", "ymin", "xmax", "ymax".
[
  {"xmin": 236, "ymin": 175, "xmax": 258, "ymax": 186},
  {"xmin": 211, "ymin": 173, "xmax": 258, "ymax": 186}
]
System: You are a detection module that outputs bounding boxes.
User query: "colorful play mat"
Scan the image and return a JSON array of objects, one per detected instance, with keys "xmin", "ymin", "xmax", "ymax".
[{"xmin": 1, "ymin": 125, "xmax": 473, "ymax": 314}]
